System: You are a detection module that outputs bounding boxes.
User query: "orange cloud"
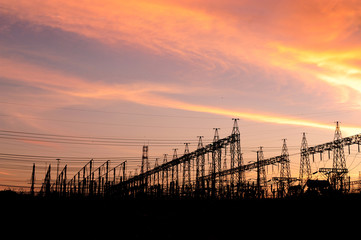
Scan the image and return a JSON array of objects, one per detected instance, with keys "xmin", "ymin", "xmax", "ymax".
[
  {"xmin": 1, "ymin": 0, "xmax": 361, "ymax": 134},
  {"xmin": 0, "ymin": 0, "xmax": 269, "ymax": 70},
  {"xmin": 270, "ymin": 43, "xmax": 361, "ymax": 105},
  {"xmin": 0, "ymin": 171, "xmax": 12, "ymax": 176},
  {"xmin": 2, "ymin": 0, "xmax": 360, "ymax": 85}
]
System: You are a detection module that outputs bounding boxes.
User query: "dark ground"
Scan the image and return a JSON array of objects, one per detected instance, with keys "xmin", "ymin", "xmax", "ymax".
[{"xmin": 1, "ymin": 190, "xmax": 360, "ymax": 238}]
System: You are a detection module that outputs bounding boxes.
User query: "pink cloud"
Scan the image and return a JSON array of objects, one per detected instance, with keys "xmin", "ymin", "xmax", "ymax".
[
  {"xmin": 1, "ymin": 0, "xmax": 361, "ymax": 132},
  {"xmin": 1, "ymin": 56, "xmax": 359, "ymax": 134},
  {"xmin": 2, "ymin": 0, "xmax": 360, "ymax": 91}
]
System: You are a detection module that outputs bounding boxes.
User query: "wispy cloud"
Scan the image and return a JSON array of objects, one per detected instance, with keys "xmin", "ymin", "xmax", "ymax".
[
  {"xmin": 271, "ymin": 43, "xmax": 361, "ymax": 104},
  {"xmin": 0, "ymin": 0, "xmax": 272, "ymax": 70},
  {"xmin": 0, "ymin": 171, "xmax": 12, "ymax": 176},
  {"xmin": 1, "ymin": 56, "xmax": 356, "ymax": 133},
  {"xmin": 1, "ymin": 0, "xmax": 361, "ymax": 134},
  {"xmin": 2, "ymin": 0, "xmax": 360, "ymax": 93}
]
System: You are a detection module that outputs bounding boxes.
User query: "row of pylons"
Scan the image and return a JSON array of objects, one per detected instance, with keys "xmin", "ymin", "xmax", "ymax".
[{"xmin": 33, "ymin": 120, "xmax": 356, "ymax": 198}]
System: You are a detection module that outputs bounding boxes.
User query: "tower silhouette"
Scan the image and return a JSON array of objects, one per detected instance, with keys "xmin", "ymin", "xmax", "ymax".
[
  {"xmin": 299, "ymin": 133, "xmax": 311, "ymax": 185},
  {"xmin": 331, "ymin": 121, "xmax": 347, "ymax": 191}
]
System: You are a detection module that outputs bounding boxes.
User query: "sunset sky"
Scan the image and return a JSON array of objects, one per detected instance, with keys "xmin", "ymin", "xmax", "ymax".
[{"xmin": 1, "ymin": 0, "xmax": 361, "ymax": 190}]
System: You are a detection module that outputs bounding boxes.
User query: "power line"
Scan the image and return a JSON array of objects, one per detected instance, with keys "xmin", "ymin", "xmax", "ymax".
[
  {"xmin": 0, "ymin": 129, "xmax": 303, "ymax": 150},
  {"xmin": 0, "ymin": 184, "xmax": 39, "ymax": 188},
  {"xmin": 0, "ymin": 129, "xmax": 205, "ymax": 147},
  {"xmin": 0, "ymin": 129, "xmax": 305, "ymax": 149},
  {"xmin": 0, "ymin": 129, "xmax": 203, "ymax": 142}
]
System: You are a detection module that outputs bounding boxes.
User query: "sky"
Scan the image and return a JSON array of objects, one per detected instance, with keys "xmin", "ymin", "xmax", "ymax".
[{"xmin": 1, "ymin": 0, "xmax": 361, "ymax": 191}]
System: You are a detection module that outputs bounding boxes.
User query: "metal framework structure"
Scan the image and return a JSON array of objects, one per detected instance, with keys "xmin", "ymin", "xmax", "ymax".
[
  {"xmin": 257, "ymin": 146, "xmax": 267, "ymax": 198},
  {"xmin": 110, "ymin": 120, "xmax": 238, "ymax": 198},
  {"xmin": 54, "ymin": 165, "xmax": 67, "ymax": 196},
  {"xmin": 39, "ymin": 164, "xmax": 51, "ymax": 196},
  {"xmin": 299, "ymin": 133, "xmax": 311, "ymax": 185},
  {"xmin": 141, "ymin": 145, "xmax": 149, "ymax": 174},
  {"xmin": 304, "ymin": 122, "xmax": 357, "ymax": 191},
  {"xmin": 35, "ymin": 120, "xmax": 291, "ymax": 199},
  {"xmin": 270, "ymin": 139, "xmax": 293, "ymax": 198},
  {"xmin": 35, "ymin": 120, "xmax": 361, "ymax": 199},
  {"xmin": 110, "ymin": 120, "xmax": 291, "ymax": 199},
  {"xmin": 68, "ymin": 159, "xmax": 93, "ymax": 195},
  {"xmin": 305, "ymin": 126, "xmax": 361, "ymax": 156},
  {"xmin": 30, "ymin": 163, "xmax": 35, "ymax": 196}
]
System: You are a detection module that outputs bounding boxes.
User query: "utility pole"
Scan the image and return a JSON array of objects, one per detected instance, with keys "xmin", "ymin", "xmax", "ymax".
[
  {"xmin": 183, "ymin": 143, "xmax": 190, "ymax": 195},
  {"xmin": 359, "ymin": 171, "xmax": 361, "ymax": 193},
  {"xmin": 141, "ymin": 146, "xmax": 149, "ymax": 195},
  {"xmin": 61, "ymin": 165, "xmax": 67, "ymax": 196},
  {"xmin": 212, "ymin": 128, "xmax": 221, "ymax": 198},
  {"xmin": 254, "ymin": 146, "xmax": 265, "ymax": 199},
  {"xmin": 41, "ymin": 164, "xmax": 51, "ymax": 196},
  {"xmin": 30, "ymin": 163, "xmax": 35, "ymax": 196},
  {"xmin": 196, "ymin": 136, "xmax": 205, "ymax": 196},
  {"xmin": 162, "ymin": 154, "xmax": 168, "ymax": 196},
  {"xmin": 154, "ymin": 157, "xmax": 159, "ymax": 190},
  {"xmin": 256, "ymin": 150, "xmax": 260, "ymax": 199},
  {"xmin": 171, "ymin": 148, "xmax": 178, "ymax": 196},
  {"xmin": 56, "ymin": 158, "xmax": 60, "ymax": 192},
  {"xmin": 141, "ymin": 145, "xmax": 149, "ymax": 174},
  {"xmin": 122, "ymin": 161, "xmax": 126, "ymax": 182},
  {"xmin": 105, "ymin": 160, "xmax": 109, "ymax": 193},
  {"xmin": 89, "ymin": 159, "xmax": 93, "ymax": 195}
]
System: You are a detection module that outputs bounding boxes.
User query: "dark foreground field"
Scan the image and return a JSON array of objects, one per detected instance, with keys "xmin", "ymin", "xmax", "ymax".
[{"xmin": 2, "ymin": 190, "xmax": 361, "ymax": 238}]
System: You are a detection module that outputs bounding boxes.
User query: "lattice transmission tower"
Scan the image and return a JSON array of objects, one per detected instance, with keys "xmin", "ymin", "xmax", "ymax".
[
  {"xmin": 277, "ymin": 139, "xmax": 291, "ymax": 197},
  {"xmin": 141, "ymin": 145, "xmax": 149, "ymax": 174},
  {"xmin": 331, "ymin": 121, "xmax": 347, "ymax": 191},
  {"xmin": 230, "ymin": 118, "xmax": 243, "ymax": 196},
  {"xmin": 258, "ymin": 146, "xmax": 267, "ymax": 197},
  {"xmin": 299, "ymin": 132, "xmax": 311, "ymax": 185},
  {"xmin": 280, "ymin": 139, "xmax": 291, "ymax": 179}
]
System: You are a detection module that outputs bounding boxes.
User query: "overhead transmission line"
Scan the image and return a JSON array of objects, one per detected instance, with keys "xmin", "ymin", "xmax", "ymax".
[
  {"xmin": 0, "ymin": 129, "xmax": 203, "ymax": 147},
  {"xmin": 0, "ymin": 129, "xmax": 301, "ymax": 149}
]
